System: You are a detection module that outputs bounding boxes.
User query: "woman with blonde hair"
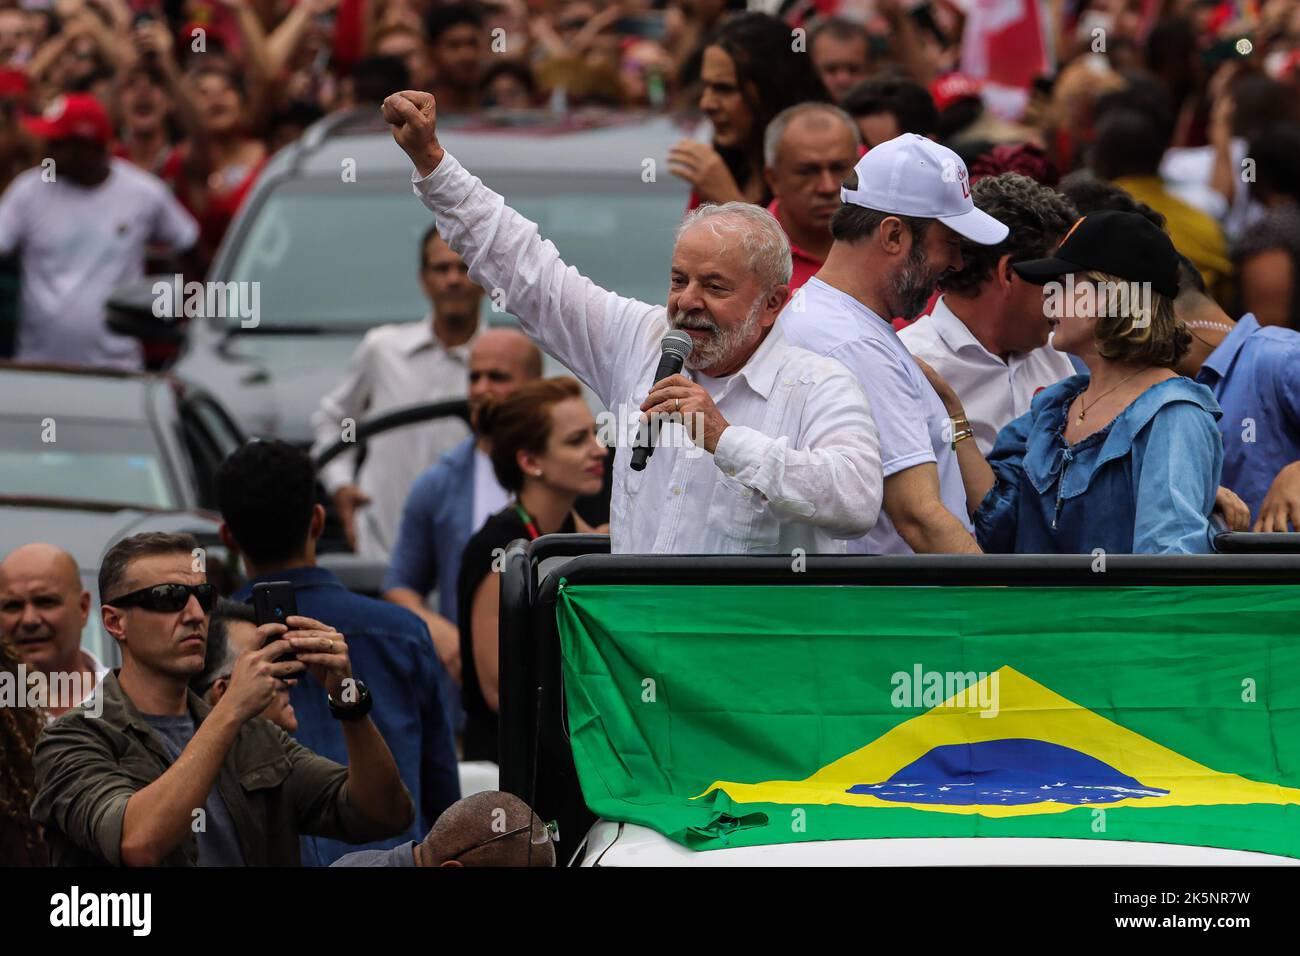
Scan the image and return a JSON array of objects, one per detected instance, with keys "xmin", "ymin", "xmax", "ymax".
[{"xmin": 922, "ymin": 210, "xmax": 1223, "ymax": 554}]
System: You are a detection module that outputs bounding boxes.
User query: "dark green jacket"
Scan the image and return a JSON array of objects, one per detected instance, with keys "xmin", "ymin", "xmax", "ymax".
[{"xmin": 31, "ymin": 671, "xmax": 412, "ymax": 866}]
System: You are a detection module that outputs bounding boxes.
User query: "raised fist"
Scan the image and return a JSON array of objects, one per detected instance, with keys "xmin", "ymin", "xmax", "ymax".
[{"xmin": 382, "ymin": 90, "xmax": 444, "ymax": 177}]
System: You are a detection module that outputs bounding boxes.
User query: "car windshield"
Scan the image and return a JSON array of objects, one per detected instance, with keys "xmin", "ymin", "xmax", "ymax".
[
  {"xmin": 0, "ymin": 418, "xmax": 175, "ymax": 509},
  {"xmin": 222, "ymin": 178, "xmax": 681, "ymax": 328}
]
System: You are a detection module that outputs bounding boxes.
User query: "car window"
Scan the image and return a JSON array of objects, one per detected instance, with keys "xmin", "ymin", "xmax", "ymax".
[
  {"xmin": 0, "ymin": 417, "xmax": 176, "ymax": 509},
  {"xmin": 222, "ymin": 177, "xmax": 681, "ymax": 329},
  {"xmin": 179, "ymin": 395, "xmax": 245, "ymax": 509}
]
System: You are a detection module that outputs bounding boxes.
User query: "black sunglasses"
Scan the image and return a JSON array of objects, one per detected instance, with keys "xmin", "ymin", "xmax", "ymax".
[{"xmin": 105, "ymin": 583, "xmax": 215, "ymax": 614}]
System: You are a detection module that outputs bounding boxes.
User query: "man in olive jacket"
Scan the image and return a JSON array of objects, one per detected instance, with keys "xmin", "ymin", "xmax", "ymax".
[{"xmin": 32, "ymin": 532, "xmax": 413, "ymax": 866}]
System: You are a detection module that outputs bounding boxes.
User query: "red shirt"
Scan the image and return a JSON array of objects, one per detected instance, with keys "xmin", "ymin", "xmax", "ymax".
[{"xmin": 766, "ymin": 199, "xmax": 825, "ymax": 291}]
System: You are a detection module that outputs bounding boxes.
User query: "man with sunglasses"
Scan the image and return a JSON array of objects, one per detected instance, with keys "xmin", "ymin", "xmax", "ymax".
[
  {"xmin": 31, "ymin": 532, "xmax": 414, "ymax": 866},
  {"xmin": 311, "ymin": 222, "xmax": 485, "ymax": 562}
]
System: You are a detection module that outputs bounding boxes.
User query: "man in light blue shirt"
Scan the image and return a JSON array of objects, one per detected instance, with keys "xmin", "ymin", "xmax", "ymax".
[
  {"xmin": 1175, "ymin": 257, "xmax": 1300, "ymax": 530},
  {"xmin": 782, "ymin": 134, "xmax": 1009, "ymax": 553},
  {"xmin": 384, "ymin": 329, "xmax": 541, "ymax": 644}
]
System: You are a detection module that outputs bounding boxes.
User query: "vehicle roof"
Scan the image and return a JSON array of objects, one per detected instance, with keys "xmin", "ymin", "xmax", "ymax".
[
  {"xmin": 271, "ymin": 108, "xmax": 700, "ymax": 181},
  {"xmin": 0, "ymin": 500, "xmax": 222, "ymax": 568},
  {"xmin": 0, "ymin": 363, "xmax": 159, "ymax": 423}
]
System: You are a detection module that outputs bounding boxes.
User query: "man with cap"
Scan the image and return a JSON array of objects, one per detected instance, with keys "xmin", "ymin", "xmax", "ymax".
[
  {"xmin": 383, "ymin": 88, "xmax": 883, "ymax": 555},
  {"xmin": 782, "ymin": 133, "xmax": 1010, "ymax": 554},
  {"xmin": 923, "ymin": 210, "xmax": 1224, "ymax": 554},
  {"xmin": 0, "ymin": 93, "xmax": 197, "ymax": 369}
]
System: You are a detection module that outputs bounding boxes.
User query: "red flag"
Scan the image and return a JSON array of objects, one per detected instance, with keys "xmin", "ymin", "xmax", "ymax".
[{"xmin": 959, "ymin": 0, "xmax": 1049, "ymax": 113}]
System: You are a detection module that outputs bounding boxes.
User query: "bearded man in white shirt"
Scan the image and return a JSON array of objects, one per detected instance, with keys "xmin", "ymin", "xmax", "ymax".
[
  {"xmin": 382, "ymin": 90, "xmax": 883, "ymax": 554},
  {"xmin": 313, "ymin": 223, "xmax": 485, "ymax": 560},
  {"xmin": 781, "ymin": 134, "xmax": 1008, "ymax": 556},
  {"xmin": 899, "ymin": 173, "xmax": 1079, "ymax": 455}
]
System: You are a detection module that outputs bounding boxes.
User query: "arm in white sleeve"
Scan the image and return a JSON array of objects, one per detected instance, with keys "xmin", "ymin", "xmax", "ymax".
[
  {"xmin": 712, "ymin": 370, "xmax": 883, "ymax": 538},
  {"xmin": 411, "ymin": 152, "xmax": 660, "ymax": 407},
  {"xmin": 311, "ymin": 334, "xmax": 375, "ymax": 494}
]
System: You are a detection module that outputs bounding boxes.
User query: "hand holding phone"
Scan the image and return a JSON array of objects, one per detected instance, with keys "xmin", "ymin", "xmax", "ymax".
[{"xmin": 252, "ymin": 581, "xmax": 300, "ymax": 665}]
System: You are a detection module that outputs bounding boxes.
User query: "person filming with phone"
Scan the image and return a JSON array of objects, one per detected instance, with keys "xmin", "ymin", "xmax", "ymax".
[
  {"xmin": 31, "ymin": 532, "xmax": 413, "ymax": 867},
  {"xmin": 219, "ymin": 439, "xmax": 460, "ymax": 867}
]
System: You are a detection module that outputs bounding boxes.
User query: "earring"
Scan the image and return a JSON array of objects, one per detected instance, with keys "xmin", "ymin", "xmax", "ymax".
[{"xmin": 533, "ymin": 470, "xmax": 544, "ymax": 478}]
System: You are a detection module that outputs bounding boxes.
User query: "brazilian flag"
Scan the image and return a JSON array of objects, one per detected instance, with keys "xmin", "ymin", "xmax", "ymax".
[{"xmin": 557, "ymin": 582, "xmax": 1300, "ymax": 857}]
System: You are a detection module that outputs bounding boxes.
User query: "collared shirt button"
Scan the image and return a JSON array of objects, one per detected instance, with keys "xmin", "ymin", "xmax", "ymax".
[{"xmin": 671, "ymin": 486, "xmax": 682, "ymax": 495}]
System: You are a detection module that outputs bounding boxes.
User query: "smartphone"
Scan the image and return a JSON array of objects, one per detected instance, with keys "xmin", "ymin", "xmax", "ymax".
[{"xmin": 251, "ymin": 581, "xmax": 299, "ymax": 665}]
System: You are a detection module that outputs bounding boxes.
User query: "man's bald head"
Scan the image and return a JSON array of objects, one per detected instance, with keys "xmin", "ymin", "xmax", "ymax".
[
  {"xmin": 0, "ymin": 543, "xmax": 90, "ymax": 673},
  {"xmin": 469, "ymin": 328, "xmax": 543, "ymax": 418},
  {"xmin": 417, "ymin": 791, "xmax": 555, "ymax": 867}
]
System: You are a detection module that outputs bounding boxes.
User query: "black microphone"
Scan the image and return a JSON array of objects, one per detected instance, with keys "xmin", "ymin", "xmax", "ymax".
[{"xmin": 630, "ymin": 329, "xmax": 693, "ymax": 471}]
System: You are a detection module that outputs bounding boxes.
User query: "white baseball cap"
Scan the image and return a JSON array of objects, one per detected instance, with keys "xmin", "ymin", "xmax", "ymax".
[{"xmin": 840, "ymin": 134, "xmax": 1009, "ymax": 245}]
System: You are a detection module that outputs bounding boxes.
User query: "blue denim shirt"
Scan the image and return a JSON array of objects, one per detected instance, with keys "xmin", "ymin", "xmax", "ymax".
[
  {"xmin": 1195, "ymin": 314, "xmax": 1300, "ymax": 520},
  {"xmin": 974, "ymin": 374, "xmax": 1223, "ymax": 554},
  {"xmin": 234, "ymin": 566, "xmax": 460, "ymax": 866},
  {"xmin": 384, "ymin": 435, "xmax": 476, "ymax": 624}
]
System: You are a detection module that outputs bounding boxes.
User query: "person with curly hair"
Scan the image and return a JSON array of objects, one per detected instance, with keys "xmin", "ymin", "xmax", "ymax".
[
  {"xmin": 921, "ymin": 211, "xmax": 1224, "ymax": 554},
  {"xmin": 0, "ymin": 633, "xmax": 48, "ymax": 865},
  {"xmin": 901, "ymin": 173, "xmax": 1079, "ymax": 454}
]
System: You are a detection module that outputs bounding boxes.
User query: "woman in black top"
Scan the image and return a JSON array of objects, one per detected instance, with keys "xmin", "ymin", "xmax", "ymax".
[{"xmin": 457, "ymin": 377, "xmax": 607, "ymax": 762}]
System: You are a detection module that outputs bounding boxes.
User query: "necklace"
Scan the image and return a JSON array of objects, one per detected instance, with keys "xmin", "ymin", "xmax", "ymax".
[
  {"xmin": 1184, "ymin": 320, "xmax": 1234, "ymax": 333},
  {"xmin": 1075, "ymin": 370, "xmax": 1146, "ymax": 424}
]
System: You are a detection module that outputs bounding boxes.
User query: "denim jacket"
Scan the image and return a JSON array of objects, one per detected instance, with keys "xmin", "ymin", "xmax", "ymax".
[{"xmin": 973, "ymin": 374, "xmax": 1223, "ymax": 554}]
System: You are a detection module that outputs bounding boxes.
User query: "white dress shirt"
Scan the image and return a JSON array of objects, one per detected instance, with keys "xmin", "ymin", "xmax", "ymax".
[
  {"xmin": 412, "ymin": 153, "xmax": 883, "ymax": 554},
  {"xmin": 471, "ymin": 445, "xmax": 510, "ymax": 536},
  {"xmin": 312, "ymin": 319, "xmax": 474, "ymax": 561},
  {"xmin": 43, "ymin": 649, "xmax": 110, "ymax": 725},
  {"xmin": 782, "ymin": 279, "xmax": 972, "ymax": 555},
  {"xmin": 899, "ymin": 296, "xmax": 1076, "ymax": 455}
]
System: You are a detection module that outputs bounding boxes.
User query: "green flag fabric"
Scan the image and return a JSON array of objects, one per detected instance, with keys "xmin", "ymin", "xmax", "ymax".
[{"xmin": 557, "ymin": 582, "xmax": 1300, "ymax": 857}]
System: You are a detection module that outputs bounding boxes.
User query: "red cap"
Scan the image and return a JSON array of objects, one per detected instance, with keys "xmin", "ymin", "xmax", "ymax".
[
  {"xmin": 21, "ymin": 94, "xmax": 112, "ymax": 144},
  {"xmin": 930, "ymin": 73, "xmax": 983, "ymax": 113}
]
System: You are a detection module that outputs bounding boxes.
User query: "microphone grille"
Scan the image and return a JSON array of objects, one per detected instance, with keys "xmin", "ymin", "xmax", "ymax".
[{"xmin": 662, "ymin": 329, "xmax": 693, "ymax": 360}]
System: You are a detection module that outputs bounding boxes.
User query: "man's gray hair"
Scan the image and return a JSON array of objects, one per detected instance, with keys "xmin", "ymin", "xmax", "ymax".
[
  {"xmin": 763, "ymin": 102, "xmax": 860, "ymax": 169},
  {"xmin": 676, "ymin": 202, "xmax": 794, "ymax": 289}
]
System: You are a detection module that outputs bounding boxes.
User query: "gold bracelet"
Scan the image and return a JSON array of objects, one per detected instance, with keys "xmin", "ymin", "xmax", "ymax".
[{"xmin": 951, "ymin": 427, "xmax": 975, "ymax": 449}]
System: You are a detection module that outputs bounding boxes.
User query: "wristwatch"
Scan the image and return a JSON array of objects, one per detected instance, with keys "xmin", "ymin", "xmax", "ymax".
[{"xmin": 327, "ymin": 679, "xmax": 372, "ymax": 721}]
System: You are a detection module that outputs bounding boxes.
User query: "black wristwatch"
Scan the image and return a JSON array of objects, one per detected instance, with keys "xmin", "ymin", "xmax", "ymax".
[{"xmin": 327, "ymin": 679, "xmax": 372, "ymax": 721}]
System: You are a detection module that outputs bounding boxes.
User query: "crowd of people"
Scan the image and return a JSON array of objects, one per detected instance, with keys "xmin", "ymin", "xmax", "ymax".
[{"xmin": 4, "ymin": 0, "xmax": 1300, "ymax": 866}]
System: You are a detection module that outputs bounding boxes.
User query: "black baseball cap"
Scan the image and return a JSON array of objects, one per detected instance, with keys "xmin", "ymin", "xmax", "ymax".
[{"xmin": 1011, "ymin": 210, "xmax": 1180, "ymax": 298}]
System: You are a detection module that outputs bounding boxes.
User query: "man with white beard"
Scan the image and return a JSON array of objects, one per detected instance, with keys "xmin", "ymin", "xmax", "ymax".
[
  {"xmin": 382, "ymin": 90, "xmax": 882, "ymax": 554},
  {"xmin": 782, "ymin": 134, "xmax": 1010, "ymax": 554}
]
